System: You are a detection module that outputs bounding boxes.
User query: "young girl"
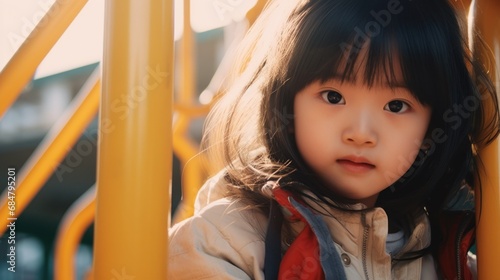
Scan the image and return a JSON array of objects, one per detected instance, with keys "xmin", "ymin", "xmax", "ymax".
[{"xmin": 169, "ymin": 0, "xmax": 500, "ymax": 279}]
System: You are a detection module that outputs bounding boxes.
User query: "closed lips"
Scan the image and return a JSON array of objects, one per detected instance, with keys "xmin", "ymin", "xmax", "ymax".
[{"xmin": 336, "ymin": 157, "xmax": 375, "ymax": 172}]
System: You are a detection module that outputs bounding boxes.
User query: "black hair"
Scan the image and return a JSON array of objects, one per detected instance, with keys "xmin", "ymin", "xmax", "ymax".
[
  {"xmin": 261, "ymin": 0, "xmax": 498, "ymax": 215},
  {"xmin": 203, "ymin": 0, "xmax": 499, "ymax": 262}
]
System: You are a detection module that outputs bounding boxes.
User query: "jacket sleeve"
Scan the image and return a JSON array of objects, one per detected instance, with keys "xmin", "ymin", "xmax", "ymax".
[{"xmin": 168, "ymin": 199, "xmax": 267, "ymax": 279}]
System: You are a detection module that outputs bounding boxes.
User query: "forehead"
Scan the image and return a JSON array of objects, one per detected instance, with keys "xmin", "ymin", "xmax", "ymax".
[
  {"xmin": 329, "ymin": 42, "xmax": 405, "ymax": 89},
  {"xmin": 277, "ymin": 0, "xmax": 459, "ymax": 108}
]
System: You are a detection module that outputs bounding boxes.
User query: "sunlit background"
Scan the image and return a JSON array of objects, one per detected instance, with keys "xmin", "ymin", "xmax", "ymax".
[
  {"xmin": 0, "ymin": 0, "xmax": 499, "ymax": 279},
  {"xmin": 0, "ymin": 0, "xmax": 255, "ymax": 279},
  {"xmin": 0, "ymin": 0, "xmax": 256, "ymax": 78},
  {"xmin": 1, "ymin": 0, "xmax": 103, "ymax": 78}
]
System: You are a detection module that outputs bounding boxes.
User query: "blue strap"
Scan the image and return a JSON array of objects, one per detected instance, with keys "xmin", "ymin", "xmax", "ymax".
[
  {"xmin": 264, "ymin": 199, "xmax": 283, "ymax": 280},
  {"xmin": 290, "ymin": 198, "xmax": 348, "ymax": 280}
]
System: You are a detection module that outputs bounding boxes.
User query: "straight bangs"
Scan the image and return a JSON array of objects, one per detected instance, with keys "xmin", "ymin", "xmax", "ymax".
[{"xmin": 279, "ymin": 0, "xmax": 464, "ymax": 109}]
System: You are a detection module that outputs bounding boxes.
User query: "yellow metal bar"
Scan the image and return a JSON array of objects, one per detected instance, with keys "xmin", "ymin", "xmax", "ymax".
[
  {"xmin": 92, "ymin": 0, "xmax": 173, "ymax": 278},
  {"xmin": 171, "ymin": 138, "xmax": 204, "ymax": 223},
  {"xmin": 172, "ymin": 0, "xmax": 205, "ymax": 222},
  {"xmin": 174, "ymin": 0, "xmax": 195, "ymax": 144},
  {"xmin": 0, "ymin": 0, "xmax": 89, "ymax": 119},
  {"xmin": 246, "ymin": 0, "xmax": 269, "ymax": 25},
  {"xmin": 180, "ymin": 0, "xmax": 195, "ymax": 103},
  {"xmin": 173, "ymin": 103, "xmax": 210, "ymax": 117},
  {"xmin": 470, "ymin": 0, "xmax": 500, "ymax": 278},
  {"xmin": 173, "ymin": 0, "xmax": 196, "ymax": 147},
  {"xmin": 0, "ymin": 71, "xmax": 100, "ymax": 236},
  {"xmin": 54, "ymin": 186, "xmax": 96, "ymax": 280},
  {"xmin": 172, "ymin": 0, "xmax": 271, "ymax": 223}
]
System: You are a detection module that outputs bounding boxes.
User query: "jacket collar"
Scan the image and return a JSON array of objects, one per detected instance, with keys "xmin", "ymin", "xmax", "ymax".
[{"xmin": 264, "ymin": 182, "xmax": 431, "ymax": 263}]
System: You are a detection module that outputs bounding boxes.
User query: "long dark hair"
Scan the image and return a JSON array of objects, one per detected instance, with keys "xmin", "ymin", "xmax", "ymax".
[{"xmin": 202, "ymin": 0, "xmax": 499, "ymax": 257}]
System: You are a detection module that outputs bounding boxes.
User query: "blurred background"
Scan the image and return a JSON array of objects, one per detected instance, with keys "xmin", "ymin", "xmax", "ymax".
[
  {"xmin": 1, "ymin": 0, "xmax": 499, "ymax": 279},
  {"xmin": 0, "ymin": 0, "xmax": 258, "ymax": 278}
]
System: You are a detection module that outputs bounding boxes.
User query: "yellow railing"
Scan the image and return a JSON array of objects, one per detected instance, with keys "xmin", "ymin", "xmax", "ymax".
[
  {"xmin": 55, "ymin": 185, "xmax": 96, "ymax": 280},
  {"xmin": 0, "ymin": 0, "xmax": 89, "ymax": 119},
  {"xmin": 0, "ymin": 0, "xmax": 498, "ymax": 279},
  {"xmin": 0, "ymin": 69, "xmax": 100, "ymax": 236},
  {"xmin": 470, "ymin": 0, "xmax": 500, "ymax": 278},
  {"xmin": 171, "ymin": 0, "xmax": 204, "ymax": 224},
  {"xmin": 92, "ymin": 0, "xmax": 172, "ymax": 278},
  {"xmin": 171, "ymin": 0, "xmax": 271, "ymax": 224}
]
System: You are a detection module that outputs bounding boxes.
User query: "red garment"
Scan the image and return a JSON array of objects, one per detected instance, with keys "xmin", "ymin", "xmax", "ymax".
[
  {"xmin": 438, "ymin": 212, "xmax": 475, "ymax": 280},
  {"xmin": 273, "ymin": 189, "xmax": 475, "ymax": 279},
  {"xmin": 273, "ymin": 188, "xmax": 325, "ymax": 280}
]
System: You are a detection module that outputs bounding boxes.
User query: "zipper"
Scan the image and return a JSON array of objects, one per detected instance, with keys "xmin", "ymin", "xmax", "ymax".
[
  {"xmin": 361, "ymin": 211, "xmax": 370, "ymax": 280},
  {"xmin": 455, "ymin": 211, "xmax": 473, "ymax": 280}
]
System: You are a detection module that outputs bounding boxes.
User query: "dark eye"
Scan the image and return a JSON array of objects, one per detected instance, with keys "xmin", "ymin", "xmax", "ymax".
[
  {"xmin": 384, "ymin": 100, "xmax": 409, "ymax": 113},
  {"xmin": 321, "ymin": 90, "xmax": 345, "ymax": 105}
]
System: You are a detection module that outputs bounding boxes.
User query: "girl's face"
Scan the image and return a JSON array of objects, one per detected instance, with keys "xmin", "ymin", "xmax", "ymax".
[{"xmin": 293, "ymin": 72, "xmax": 431, "ymax": 207}]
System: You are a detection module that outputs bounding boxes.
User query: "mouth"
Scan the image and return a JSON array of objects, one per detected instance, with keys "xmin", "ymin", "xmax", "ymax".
[{"xmin": 336, "ymin": 156, "xmax": 375, "ymax": 173}]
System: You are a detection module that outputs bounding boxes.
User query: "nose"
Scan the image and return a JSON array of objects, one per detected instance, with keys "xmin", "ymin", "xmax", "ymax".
[{"xmin": 342, "ymin": 110, "xmax": 377, "ymax": 147}]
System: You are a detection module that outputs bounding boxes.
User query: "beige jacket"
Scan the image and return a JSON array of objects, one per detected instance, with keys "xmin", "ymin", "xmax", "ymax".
[{"xmin": 168, "ymin": 172, "xmax": 439, "ymax": 279}]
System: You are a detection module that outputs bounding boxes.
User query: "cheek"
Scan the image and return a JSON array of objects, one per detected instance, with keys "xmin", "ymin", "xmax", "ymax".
[
  {"xmin": 294, "ymin": 119, "xmax": 331, "ymax": 164},
  {"xmin": 399, "ymin": 144, "xmax": 421, "ymax": 169},
  {"xmin": 388, "ymin": 129, "xmax": 428, "ymax": 178},
  {"xmin": 295, "ymin": 123, "xmax": 318, "ymax": 159}
]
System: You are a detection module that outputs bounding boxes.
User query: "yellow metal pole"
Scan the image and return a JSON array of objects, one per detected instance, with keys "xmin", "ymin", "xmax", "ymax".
[
  {"xmin": 54, "ymin": 186, "xmax": 96, "ymax": 280},
  {"xmin": 172, "ymin": 0, "xmax": 205, "ymax": 223},
  {"xmin": 0, "ymin": 0, "xmax": 88, "ymax": 119},
  {"xmin": 180, "ymin": 0, "xmax": 195, "ymax": 103},
  {"xmin": 173, "ymin": 103, "xmax": 210, "ymax": 116},
  {"xmin": 470, "ymin": 0, "xmax": 500, "ymax": 278},
  {"xmin": 0, "ymin": 71, "xmax": 100, "ymax": 236},
  {"xmin": 93, "ymin": 0, "xmax": 173, "ymax": 278},
  {"xmin": 171, "ymin": 136, "xmax": 203, "ymax": 223},
  {"xmin": 174, "ymin": 0, "xmax": 196, "ymax": 159},
  {"xmin": 172, "ymin": 0, "xmax": 271, "ymax": 223}
]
